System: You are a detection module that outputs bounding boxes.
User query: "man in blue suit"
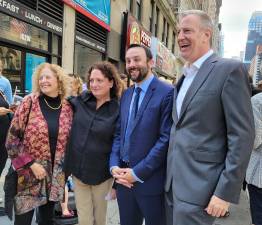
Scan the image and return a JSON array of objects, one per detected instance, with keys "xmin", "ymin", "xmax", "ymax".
[{"xmin": 110, "ymin": 44, "xmax": 174, "ymax": 225}]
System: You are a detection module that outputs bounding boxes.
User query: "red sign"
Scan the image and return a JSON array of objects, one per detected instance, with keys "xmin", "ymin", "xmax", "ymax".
[{"xmin": 126, "ymin": 14, "xmax": 151, "ymax": 49}]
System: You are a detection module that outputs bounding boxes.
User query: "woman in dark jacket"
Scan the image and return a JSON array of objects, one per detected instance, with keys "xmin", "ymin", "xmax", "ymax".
[{"xmin": 65, "ymin": 61, "xmax": 122, "ymax": 225}]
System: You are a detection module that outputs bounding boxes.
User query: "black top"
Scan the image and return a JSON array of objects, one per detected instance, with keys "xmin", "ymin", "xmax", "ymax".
[
  {"xmin": 0, "ymin": 93, "xmax": 11, "ymax": 149},
  {"xmin": 39, "ymin": 94, "xmax": 61, "ymax": 164},
  {"xmin": 65, "ymin": 91, "xmax": 119, "ymax": 185}
]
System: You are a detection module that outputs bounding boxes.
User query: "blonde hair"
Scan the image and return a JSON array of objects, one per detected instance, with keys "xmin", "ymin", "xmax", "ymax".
[
  {"xmin": 32, "ymin": 63, "xmax": 70, "ymax": 99},
  {"xmin": 68, "ymin": 73, "xmax": 83, "ymax": 95}
]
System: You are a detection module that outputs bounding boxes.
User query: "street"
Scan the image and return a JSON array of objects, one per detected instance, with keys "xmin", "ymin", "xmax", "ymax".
[{"xmin": 0, "ymin": 161, "xmax": 252, "ymax": 225}]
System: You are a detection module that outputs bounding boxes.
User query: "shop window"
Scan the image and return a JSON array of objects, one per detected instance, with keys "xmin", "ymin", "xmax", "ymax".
[
  {"xmin": 0, "ymin": 46, "xmax": 22, "ymax": 94},
  {"xmin": 0, "ymin": 13, "xmax": 48, "ymax": 51},
  {"xmin": 74, "ymin": 44, "xmax": 103, "ymax": 82},
  {"xmin": 52, "ymin": 34, "xmax": 59, "ymax": 55}
]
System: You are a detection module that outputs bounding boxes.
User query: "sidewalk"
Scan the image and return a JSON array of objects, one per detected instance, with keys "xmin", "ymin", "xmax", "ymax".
[{"xmin": 0, "ymin": 160, "xmax": 251, "ymax": 225}]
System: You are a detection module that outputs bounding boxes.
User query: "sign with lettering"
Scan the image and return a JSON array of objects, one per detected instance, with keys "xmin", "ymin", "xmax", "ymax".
[
  {"xmin": 63, "ymin": 0, "xmax": 110, "ymax": 31},
  {"xmin": 75, "ymin": 32, "xmax": 106, "ymax": 53},
  {"xmin": 126, "ymin": 14, "xmax": 152, "ymax": 49},
  {"xmin": 150, "ymin": 37, "xmax": 176, "ymax": 78},
  {"xmin": 0, "ymin": 0, "xmax": 63, "ymax": 35}
]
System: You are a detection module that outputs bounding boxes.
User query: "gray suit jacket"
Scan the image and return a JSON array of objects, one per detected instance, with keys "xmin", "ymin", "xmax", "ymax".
[{"xmin": 165, "ymin": 54, "xmax": 255, "ymax": 206}]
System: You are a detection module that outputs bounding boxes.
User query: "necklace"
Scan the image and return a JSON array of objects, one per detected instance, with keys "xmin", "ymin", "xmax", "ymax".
[{"xmin": 43, "ymin": 98, "xmax": 62, "ymax": 110}]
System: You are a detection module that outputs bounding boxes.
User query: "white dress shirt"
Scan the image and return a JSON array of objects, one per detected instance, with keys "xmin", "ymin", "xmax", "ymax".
[{"xmin": 176, "ymin": 50, "xmax": 214, "ymax": 117}]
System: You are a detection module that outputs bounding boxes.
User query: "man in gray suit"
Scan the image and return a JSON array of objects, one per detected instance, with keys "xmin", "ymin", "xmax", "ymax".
[{"xmin": 165, "ymin": 10, "xmax": 255, "ymax": 225}]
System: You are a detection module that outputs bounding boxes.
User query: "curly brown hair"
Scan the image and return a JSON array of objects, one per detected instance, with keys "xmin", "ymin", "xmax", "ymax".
[
  {"xmin": 87, "ymin": 61, "xmax": 123, "ymax": 98},
  {"xmin": 32, "ymin": 63, "xmax": 70, "ymax": 99}
]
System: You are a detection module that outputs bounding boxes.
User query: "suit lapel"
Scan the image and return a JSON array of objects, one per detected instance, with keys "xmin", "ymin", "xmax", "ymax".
[
  {"xmin": 173, "ymin": 75, "xmax": 185, "ymax": 124},
  {"xmin": 177, "ymin": 54, "xmax": 217, "ymax": 125},
  {"xmin": 122, "ymin": 87, "xmax": 134, "ymax": 135},
  {"xmin": 129, "ymin": 77, "xmax": 157, "ymax": 134}
]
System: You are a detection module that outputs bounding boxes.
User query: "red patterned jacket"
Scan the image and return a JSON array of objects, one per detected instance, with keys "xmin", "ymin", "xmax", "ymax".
[{"xmin": 6, "ymin": 94, "xmax": 73, "ymax": 215}]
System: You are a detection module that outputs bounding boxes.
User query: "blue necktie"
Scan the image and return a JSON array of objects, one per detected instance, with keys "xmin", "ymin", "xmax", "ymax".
[{"xmin": 122, "ymin": 87, "xmax": 142, "ymax": 162}]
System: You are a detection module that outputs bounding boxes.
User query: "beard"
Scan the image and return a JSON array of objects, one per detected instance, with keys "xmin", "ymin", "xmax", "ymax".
[{"xmin": 127, "ymin": 66, "xmax": 149, "ymax": 83}]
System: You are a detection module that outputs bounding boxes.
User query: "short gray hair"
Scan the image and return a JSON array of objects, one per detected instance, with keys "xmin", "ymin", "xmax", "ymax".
[
  {"xmin": 179, "ymin": 10, "xmax": 214, "ymax": 45},
  {"xmin": 179, "ymin": 10, "xmax": 214, "ymax": 32}
]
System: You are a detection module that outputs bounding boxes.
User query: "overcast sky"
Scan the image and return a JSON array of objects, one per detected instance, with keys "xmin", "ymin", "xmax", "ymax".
[{"xmin": 219, "ymin": 0, "xmax": 262, "ymax": 58}]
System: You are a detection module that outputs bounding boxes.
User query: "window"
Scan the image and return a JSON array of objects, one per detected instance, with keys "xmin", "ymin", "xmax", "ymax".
[
  {"xmin": 155, "ymin": 7, "xmax": 159, "ymax": 37},
  {"xmin": 74, "ymin": 44, "xmax": 103, "ymax": 81},
  {"xmin": 0, "ymin": 13, "xmax": 48, "ymax": 51},
  {"xmin": 162, "ymin": 17, "xmax": 166, "ymax": 42},
  {"xmin": 149, "ymin": 0, "xmax": 155, "ymax": 32},
  {"xmin": 136, "ymin": 0, "xmax": 142, "ymax": 21},
  {"xmin": 128, "ymin": 0, "xmax": 133, "ymax": 13},
  {"xmin": 166, "ymin": 23, "xmax": 169, "ymax": 46},
  {"xmin": 172, "ymin": 32, "xmax": 176, "ymax": 53}
]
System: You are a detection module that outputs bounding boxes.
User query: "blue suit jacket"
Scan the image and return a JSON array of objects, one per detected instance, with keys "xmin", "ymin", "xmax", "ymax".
[{"xmin": 110, "ymin": 77, "xmax": 174, "ymax": 195}]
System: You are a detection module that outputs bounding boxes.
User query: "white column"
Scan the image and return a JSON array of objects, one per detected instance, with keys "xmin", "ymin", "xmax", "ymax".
[{"xmin": 62, "ymin": 4, "xmax": 75, "ymax": 73}]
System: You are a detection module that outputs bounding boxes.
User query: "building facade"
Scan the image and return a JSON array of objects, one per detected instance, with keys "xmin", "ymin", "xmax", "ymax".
[
  {"xmin": 0, "ymin": 0, "xmax": 110, "ymax": 94},
  {"xmin": 109, "ymin": 0, "xmax": 179, "ymax": 82},
  {"xmin": 249, "ymin": 45, "xmax": 262, "ymax": 87},
  {"xmin": 244, "ymin": 11, "xmax": 262, "ymax": 69}
]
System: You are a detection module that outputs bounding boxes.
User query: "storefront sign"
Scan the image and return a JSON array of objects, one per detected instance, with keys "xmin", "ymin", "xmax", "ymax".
[
  {"xmin": 126, "ymin": 14, "xmax": 152, "ymax": 49},
  {"xmin": 0, "ymin": 0, "xmax": 63, "ymax": 35},
  {"xmin": 76, "ymin": 32, "xmax": 106, "ymax": 53},
  {"xmin": 151, "ymin": 37, "xmax": 176, "ymax": 78},
  {"xmin": 63, "ymin": 0, "xmax": 110, "ymax": 31}
]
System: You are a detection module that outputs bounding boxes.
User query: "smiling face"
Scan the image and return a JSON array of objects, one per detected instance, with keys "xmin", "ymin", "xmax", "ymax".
[
  {"xmin": 39, "ymin": 66, "xmax": 59, "ymax": 97},
  {"xmin": 89, "ymin": 69, "xmax": 113, "ymax": 100},
  {"xmin": 177, "ymin": 14, "xmax": 211, "ymax": 63},
  {"xmin": 125, "ymin": 46, "xmax": 153, "ymax": 83}
]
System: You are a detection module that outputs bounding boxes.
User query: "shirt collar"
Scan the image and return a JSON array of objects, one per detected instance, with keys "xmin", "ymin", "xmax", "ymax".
[
  {"xmin": 183, "ymin": 50, "xmax": 214, "ymax": 76},
  {"xmin": 193, "ymin": 49, "xmax": 214, "ymax": 69},
  {"xmin": 135, "ymin": 74, "xmax": 154, "ymax": 93}
]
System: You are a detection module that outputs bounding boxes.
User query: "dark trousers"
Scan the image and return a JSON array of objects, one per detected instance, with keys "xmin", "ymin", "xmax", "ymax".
[
  {"xmin": 116, "ymin": 184, "xmax": 165, "ymax": 225},
  {"xmin": 14, "ymin": 201, "xmax": 55, "ymax": 225},
  {"xmin": 248, "ymin": 184, "xmax": 262, "ymax": 225},
  {"xmin": 0, "ymin": 146, "xmax": 8, "ymax": 176}
]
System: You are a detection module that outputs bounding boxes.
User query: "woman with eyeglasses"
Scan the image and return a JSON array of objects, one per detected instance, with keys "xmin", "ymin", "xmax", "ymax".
[{"xmin": 6, "ymin": 63, "xmax": 73, "ymax": 225}]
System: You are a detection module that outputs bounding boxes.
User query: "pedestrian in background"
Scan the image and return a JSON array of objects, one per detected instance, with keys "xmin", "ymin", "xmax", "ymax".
[
  {"xmin": 246, "ymin": 92, "xmax": 262, "ymax": 225},
  {"xmin": 110, "ymin": 44, "xmax": 173, "ymax": 225},
  {"xmin": 64, "ymin": 61, "xmax": 122, "ymax": 225},
  {"xmin": 0, "ymin": 60, "xmax": 12, "ymax": 104},
  {"xmin": 165, "ymin": 10, "xmax": 255, "ymax": 225},
  {"xmin": 6, "ymin": 63, "xmax": 73, "ymax": 225}
]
